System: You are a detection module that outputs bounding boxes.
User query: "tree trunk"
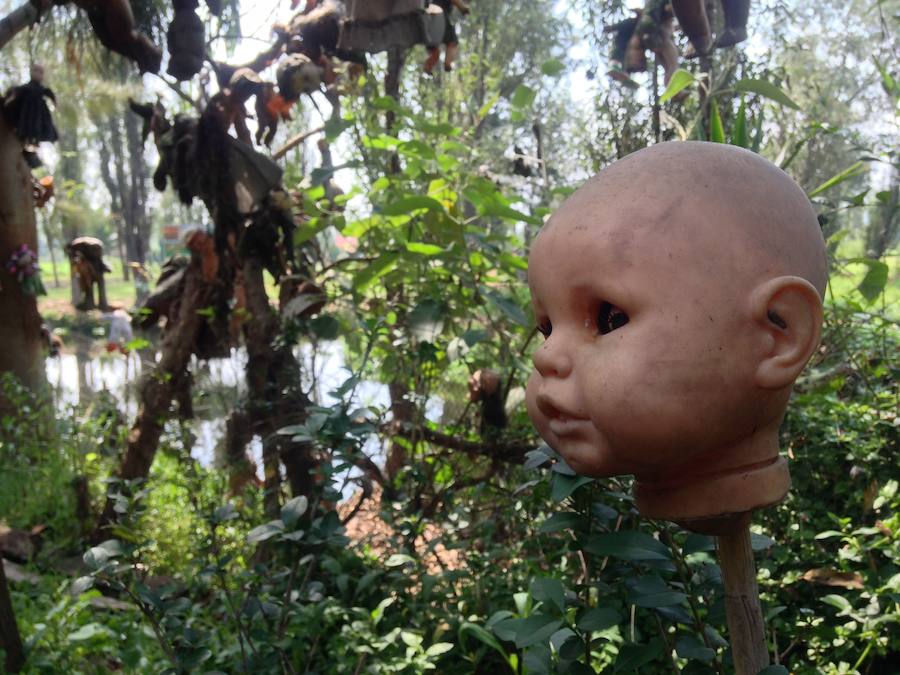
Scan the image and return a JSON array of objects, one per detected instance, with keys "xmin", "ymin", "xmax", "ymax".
[
  {"xmin": 96, "ymin": 115, "xmax": 129, "ymax": 280},
  {"xmin": 109, "ymin": 114, "xmax": 135, "ymax": 275},
  {"xmin": 0, "ymin": 559, "xmax": 25, "ymax": 673},
  {"xmin": 96, "ymin": 257, "xmax": 217, "ymax": 533},
  {"xmin": 0, "ymin": 116, "xmax": 45, "ymax": 399},
  {"xmin": 124, "ymin": 109, "xmax": 150, "ymax": 265},
  {"xmin": 241, "ymin": 255, "xmax": 315, "ymax": 516}
]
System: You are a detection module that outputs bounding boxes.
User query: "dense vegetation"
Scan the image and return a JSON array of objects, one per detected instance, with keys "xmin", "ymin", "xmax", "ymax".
[{"xmin": 0, "ymin": 0, "xmax": 897, "ymax": 673}]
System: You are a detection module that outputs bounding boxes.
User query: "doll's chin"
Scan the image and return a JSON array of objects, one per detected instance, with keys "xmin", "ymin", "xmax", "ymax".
[{"xmin": 555, "ymin": 443, "xmax": 623, "ymax": 477}]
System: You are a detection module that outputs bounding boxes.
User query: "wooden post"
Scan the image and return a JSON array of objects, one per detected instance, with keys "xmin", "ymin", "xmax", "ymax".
[{"xmin": 717, "ymin": 525, "xmax": 769, "ymax": 674}]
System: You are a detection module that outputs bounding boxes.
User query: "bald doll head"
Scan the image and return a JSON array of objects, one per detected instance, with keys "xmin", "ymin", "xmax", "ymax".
[{"xmin": 525, "ymin": 142, "xmax": 826, "ymax": 524}]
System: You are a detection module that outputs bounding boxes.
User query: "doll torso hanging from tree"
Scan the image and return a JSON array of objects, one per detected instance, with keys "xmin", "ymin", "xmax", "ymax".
[{"xmin": 3, "ymin": 64, "xmax": 58, "ymax": 167}]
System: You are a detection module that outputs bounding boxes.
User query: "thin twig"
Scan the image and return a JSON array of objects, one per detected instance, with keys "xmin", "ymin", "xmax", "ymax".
[{"xmin": 273, "ymin": 125, "xmax": 326, "ymax": 160}]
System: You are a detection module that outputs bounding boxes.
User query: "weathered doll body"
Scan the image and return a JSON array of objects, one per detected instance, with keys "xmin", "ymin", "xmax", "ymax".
[{"xmin": 525, "ymin": 142, "xmax": 826, "ymax": 529}]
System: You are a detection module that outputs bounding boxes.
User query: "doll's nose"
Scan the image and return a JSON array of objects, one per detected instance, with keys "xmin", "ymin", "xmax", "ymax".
[{"xmin": 532, "ymin": 337, "xmax": 573, "ymax": 378}]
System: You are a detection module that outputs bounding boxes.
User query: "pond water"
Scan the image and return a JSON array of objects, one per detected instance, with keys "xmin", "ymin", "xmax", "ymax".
[
  {"xmin": 43, "ymin": 338, "xmax": 438, "ymax": 490},
  {"xmin": 46, "ymin": 339, "xmax": 390, "ymax": 471}
]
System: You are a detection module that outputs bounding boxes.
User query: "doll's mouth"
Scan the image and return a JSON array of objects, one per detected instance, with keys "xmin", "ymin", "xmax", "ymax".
[{"xmin": 548, "ymin": 416, "xmax": 590, "ymax": 437}]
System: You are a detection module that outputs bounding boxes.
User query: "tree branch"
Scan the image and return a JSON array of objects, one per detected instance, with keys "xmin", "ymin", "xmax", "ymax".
[
  {"xmin": 0, "ymin": 1, "xmax": 41, "ymax": 52},
  {"xmin": 387, "ymin": 423, "xmax": 530, "ymax": 463}
]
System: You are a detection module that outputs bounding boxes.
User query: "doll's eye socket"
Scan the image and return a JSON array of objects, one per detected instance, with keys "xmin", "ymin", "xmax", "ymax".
[
  {"xmin": 598, "ymin": 301, "xmax": 628, "ymax": 335},
  {"xmin": 537, "ymin": 320, "xmax": 552, "ymax": 338}
]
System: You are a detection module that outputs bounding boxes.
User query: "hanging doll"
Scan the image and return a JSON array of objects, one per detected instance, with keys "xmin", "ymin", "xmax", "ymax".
[
  {"xmin": 604, "ymin": 1, "xmax": 680, "ymax": 88},
  {"xmin": 167, "ymin": 0, "xmax": 206, "ymax": 81},
  {"xmin": 423, "ymin": 0, "xmax": 470, "ymax": 74},
  {"xmin": 3, "ymin": 64, "xmax": 58, "ymax": 168}
]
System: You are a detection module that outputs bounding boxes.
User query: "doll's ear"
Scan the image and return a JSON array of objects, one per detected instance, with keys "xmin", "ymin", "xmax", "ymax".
[{"xmin": 750, "ymin": 276, "xmax": 823, "ymax": 390}]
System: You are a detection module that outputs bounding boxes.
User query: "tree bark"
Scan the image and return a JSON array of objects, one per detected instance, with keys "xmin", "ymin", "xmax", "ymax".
[
  {"xmin": 96, "ymin": 115, "xmax": 129, "ymax": 280},
  {"xmin": 0, "ymin": 559, "xmax": 25, "ymax": 673},
  {"xmin": 0, "ymin": 1, "xmax": 39, "ymax": 51},
  {"xmin": 124, "ymin": 108, "xmax": 150, "ymax": 265},
  {"xmin": 108, "ymin": 113, "xmax": 135, "ymax": 275},
  {"xmin": 96, "ymin": 257, "xmax": 218, "ymax": 533},
  {"xmin": 0, "ymin": 116, "xmax": 45, "ymax": 399},
  {"xmin": 240, "ymin": 255, "xmax": 315, "ymax": 516}
]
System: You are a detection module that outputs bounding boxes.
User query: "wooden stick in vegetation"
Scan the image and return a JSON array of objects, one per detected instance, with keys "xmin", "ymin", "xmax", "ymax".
[{"xmin": 718, "ymin": 525, "xmax": 770, "ymax": 674}]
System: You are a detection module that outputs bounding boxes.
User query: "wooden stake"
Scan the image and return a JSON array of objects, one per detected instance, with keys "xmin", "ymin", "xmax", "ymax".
[{"xmin": 717, "ymin": 525, "xmax": 769, "ymax": 675}]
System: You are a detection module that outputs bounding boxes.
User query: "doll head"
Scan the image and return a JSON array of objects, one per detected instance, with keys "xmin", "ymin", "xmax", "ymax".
[{"xmin": 525, "ymin": 142, "xmax": 826, "ymax": 523}]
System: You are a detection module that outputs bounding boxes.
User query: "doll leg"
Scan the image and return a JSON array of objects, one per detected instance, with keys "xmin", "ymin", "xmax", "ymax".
[
  {"xmin": 671, "ymin": 0, "xmax": 712, "ymax": 56},
  {"xmin": 423, "ymin": 47, "xmax": 440, "ymax": 74},
  {"xmin": 443, "ymin": 42, "xmax": 459, "ymax": 71},
  {"xmin": 716, "ymin": 0, "xmax": 750, "ymax": 48}
]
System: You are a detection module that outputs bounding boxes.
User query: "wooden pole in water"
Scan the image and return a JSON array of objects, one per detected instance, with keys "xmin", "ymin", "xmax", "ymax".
[{"xmin": 717, "ymin": 525, "xmax": 769, "ymax": 674}]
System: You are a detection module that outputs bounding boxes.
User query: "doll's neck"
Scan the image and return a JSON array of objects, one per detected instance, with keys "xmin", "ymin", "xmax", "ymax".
[{"xmin": 632, "ymin": 430, "xmax": 790, "ymax": 533}]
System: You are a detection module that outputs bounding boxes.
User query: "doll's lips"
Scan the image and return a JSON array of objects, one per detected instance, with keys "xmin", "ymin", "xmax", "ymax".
[{"xmin": 547, "ymin": 415, "xmax": 590, "ymax": 437}]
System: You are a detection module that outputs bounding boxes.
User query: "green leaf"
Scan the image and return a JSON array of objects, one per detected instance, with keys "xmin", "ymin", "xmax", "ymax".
[
  {"xmin": 477, "ymin": 93, "xmax": 500, "ymax": 120},
  {"xmin": 280, "ymin": 496, "xmax": 308, "ymax": 529},
  {"xmin": 583, "ymin": 531, "xmax": 672, "ymax": 561},
  {"xmin": 750, "ymin": 533, "xmax": 776, "ymax": 551},
  {"xmin": 499, "ymin": 252, "xmax": 528, "ymax": 271},
  {"xmin": 733, "ymin": 78, "xmax": 800, "ymax": 110},
  {"xmin": 751, "ymin": 107, "xmax": 765, "ymax": 152},
  {"xmin": 71, "ymin": 576, "xmax": 95, "ymax": 595},
  {"xmin": 873, "ymin": 57, "xmax": 899, "ymax": 100},
  {"xmin": 847, "ymin": 258, "xmax": 889, "ymax": 303},
  {"xmin": 68, "ymin": 623, "xmax": 109, "ymax": 642},
  {"xmin": 541, "ymin": 59, "xmax": 565, "ymax": 77},
  {"xmin": 732, "ymin": 98, "xmax": 748, "ymax": 148},
  {"xmin": 683, "ymin": 533, "xmax": 715, "ymax": 555},
  {"xmin": 660, "ymin": 69, "xmax": 695, "ymax": 103},
  {"xmin": 459, "ymin": 622, "xmax": 512, "ymax": 668},
  {"xmin": 614, "ymin": 639, "xmax": 664, "ymax": 671},
  {"xmin": 627, "ymin": 575, "xmax": 687, "ymax": 608},
  {"xmin": 675, "ymin": 634, "xmax": 716, "ymax": 662},
  {"xmin": 822, "ymin": 594, "xmax": 852, "ymax": 613},
  {"xmin": 484, "ymin": 289, "xmax": 530, "ymax": 327},
  {"xmin": 709, "ymin": 98, "xmax": 725, "ymax": 143},
  {"xmin": 539, "ymin": 512, "xmax": 586, "ymax": 533},
  {"xmin": 247, "ymin": 520, "xmax": 284, "ymax": 543},
  {"xmin": 557, "ymin": 634, "xmax": 584, "ymax": 661},
  {"xmin": 352, "ymin": 253, "xmax": 398, "ymax": 291},
  {"xmin": 577, "ymin": 607, "xmax": 620, "ymax": 632},
  {"xmin": 370, "ymin": 96, "xmax": 406, "ymax": 113},
  {"xmin": 425, "ymin": 642, "xmax": 454, "ymax": 657},
  {"xmin": 530, "ymin": 577, "xmax": 566, "ymax": 614},
  {"xmin": 309, "ymin": 315, "xmax": 340, "ymax": 340},
  {"xmin": 808, "ymin": 162, "xmax": 866, "ymax": 198},
  {"xmin": 550, "ymin": 473, "xmax": 593, "ymax": 501},
  {"xmin": 371, "ymin": 596, "xmax": 394, "ymax": 625},
  {"xmin": 381, "ymin": 196, "xmax": 444, "ymax": 216},
  {"xmin": 498, "ymin": 614, "xmax": 563, "ymax": 649},
  {"xmin": 385, "ymin": 553, "xmax": 415, "ymax": 567},
  {"xmin": 511, "ymin": 84, "xmax": 536, "ymax": 109},
  {"xmin": 405, "ymin": 242, "xmax": 445, "ymax": 256}
]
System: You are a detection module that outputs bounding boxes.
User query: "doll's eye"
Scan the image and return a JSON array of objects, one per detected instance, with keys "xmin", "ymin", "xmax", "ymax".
[
  {"xmin": 598, "ymin": 301, "xmax": 628, "ymax": 335},
  {"xmin": 537, "ymin": 320, "xmax": 552, "ymax": 337}
]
